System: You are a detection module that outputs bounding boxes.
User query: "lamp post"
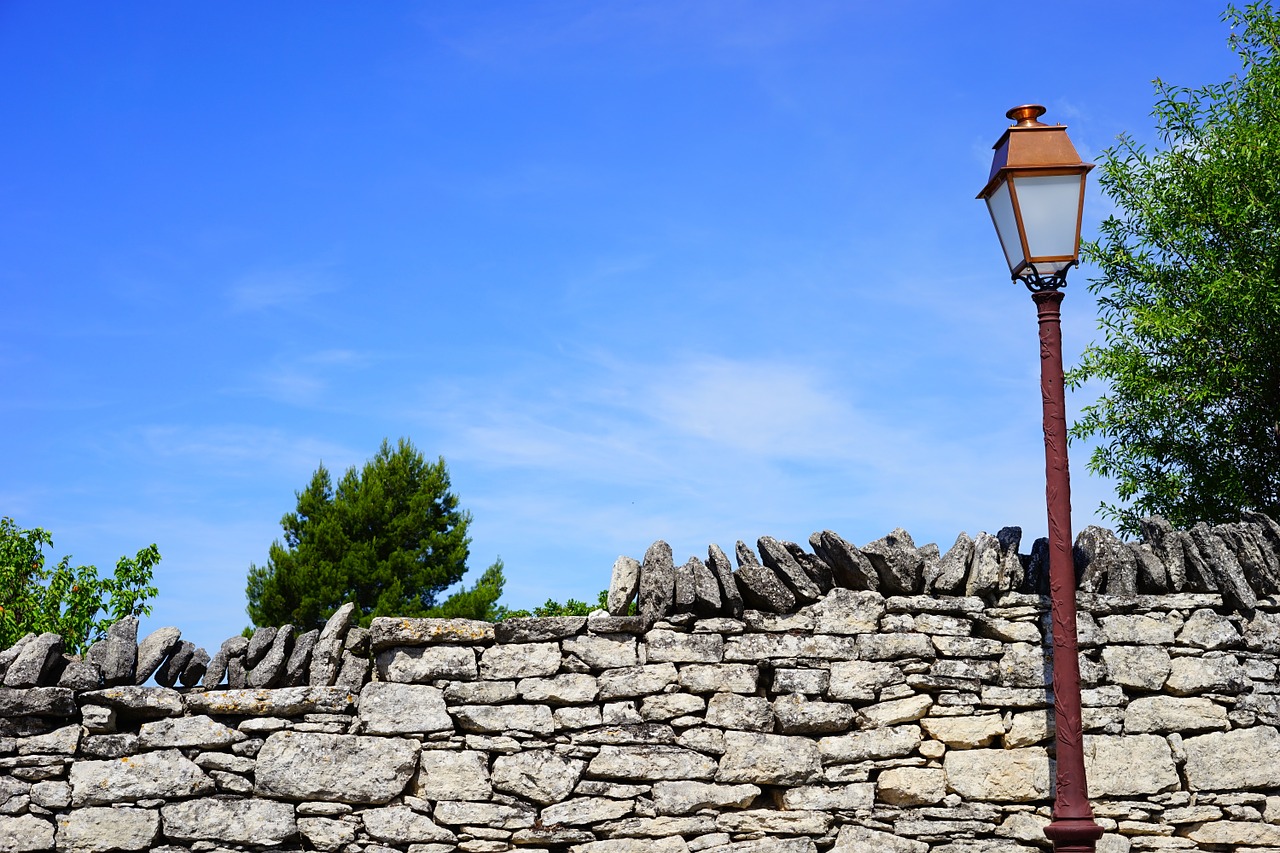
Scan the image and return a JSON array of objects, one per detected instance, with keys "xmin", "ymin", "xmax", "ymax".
[{"xmin": 977, "ymin": 104, "xmax": 1103, "ymax": 853}]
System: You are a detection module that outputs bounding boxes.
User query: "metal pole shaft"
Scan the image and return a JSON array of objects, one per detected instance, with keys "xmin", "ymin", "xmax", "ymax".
[{"xmin": 1033, "ymin": 290, "xmax": 1103, "ymax": 853}]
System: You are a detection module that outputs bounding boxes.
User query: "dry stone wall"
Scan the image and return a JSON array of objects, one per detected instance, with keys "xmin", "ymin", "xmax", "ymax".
[{"xmin": 2, "ymin": 515, "xmax": 1280, "ymax": 853}]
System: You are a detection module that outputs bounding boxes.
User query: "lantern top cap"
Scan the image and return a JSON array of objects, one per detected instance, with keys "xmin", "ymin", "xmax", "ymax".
[
  {"xmin": 977, "ymin": 104, "xmax": 1093, "ymax": 199},
  {"xmin": 1006, "ymin": 104, "xmax": 1047, "ymax": 126}
]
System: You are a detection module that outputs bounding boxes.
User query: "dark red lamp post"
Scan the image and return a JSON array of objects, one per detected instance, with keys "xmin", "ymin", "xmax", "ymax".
[{"xmin": 977, "ymin": 104, "xmax": 1103, "ymax": 853}]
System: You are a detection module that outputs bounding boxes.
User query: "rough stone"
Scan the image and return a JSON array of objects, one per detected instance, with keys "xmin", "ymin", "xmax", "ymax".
[
  {"xmin": 827, "ymin": 660, "xmax": 901, "ymax": 701},
  {"xmin": 1177, "ymin": 609, "xmax": 1241, "ymax": 649},
  {"xmin": 1178, "ymin": 529, "xmax": 1220, "ymax": 592},
  {"xmin": 1074, "ymin": 525, "xmax": 1134, "ymax": 595},
  {"xmin": 644, "ymin": 629, "xmax": 723, "ymax": 663},
  {"xmin": 2, "ymin": 633, "xmax": 63, "ymax": 688},
  {"xmin": 563, "ymin": 633, "xmax": 638, "ymax": 669},
  {"xmin": 492, "ymin": 750, "xmax": 586, "ymax": 804},
  {"xmin": 1128, "ymin": 540, "xmax": 1169, "ymax": 593},
  {"xmin": 1084, "ymin": 734, "xmax": 1180, "ymax": 795},
  {"xmin": 248, "ymin": 624, "xmax": 292, "ymax": 688},
  {"xmin": 717, "ymin": 731, "xmax": 821, "ymax": 785},
  {"xmin": 161, "ymin": 798, "xmax": 297, "ymax": 846},
  {"xmin": 589, "ymin": 745, "xmax": 717, "ymax": 781},
  {"xmin": 453, "ymin": 703, "xmax": 555, "ymax": 735},
  {"xmin": 705, "ymin": 693, "xmax": 773, "ymax": 732},
  {"xmin": 1184, "ymin": 820, "xmax": 1280, "ymax": 846},
  {"xmin": 0, "ymin": 815, "xmax": 55, "ymax": 853},
  {"xmin": 202, "ymin": 635, "xmax": 247, "ymax": 689},
  {"xmin": 831, "ymin": 824, "xmax": 928, "ymax": 853},
  {"xmin": 677, "ymin": 663, "xmax": 758, "ymax": 694},
  {"xmin": 715, "ymin": 808, "xmax": 831, "ymax": 835},
  {"xmin": 1190, "ymin": 523, "xmax": 1257, "ymax": 613},
  {"xmin": 927, "ymin": 533, "xmax": 974, "ymax": 595},
  {"xmin": 673, "ymin": 556, "xmax": 723, "ymax": 616},
  {"xmin": 1167, "ymin": 655, "xmax": 1250, "ymax": 696},
  {"xmin": 476, "ymin": 642, "xmax": 560, "ymax": 679},
  {"xmin": 55, "ymin": 806, "xmax": 158, "ymax": 852},
  {"xmin": 369, "ymin": 614, "xmax": 494, "ymax": 649},
  {"xmin": 415, "ymin": 749, "xmax": 491, "ymax": 801},
  {"xmin": 597, "ymin": 663, "xmax": 678, "ymax": 699},
  {"xmin": 1245, "ymin": 610, "xmax": 1280, "ymax": 653},
  {"xmin": 732, "ymin": 563, "xmax": 795, "ymax": 613},
  {"xmin": 134, "ymin": 627, "xmax": 181, "ymax": 685},
  {"xmin": 298, "ymin": 816, "xmax": 357, "ymax": 851},
  {"xmin": 855, "ymin": 694, "xmax": 932, "ymax": 728},
  {"xmin": 780, "ymin": 783, "xmax": 874, "ymax": 810},
  {"xmin": 1218, "ymin": 521, "xmax": 1280, "ymax": 596},
  {"xmin": 965, "ymin": 533, "xmax": 1003, "ymax": 598},
  {"xmin": 877, "ymin": 767, "xmax": 947, "ymax": 805},
  {"xmin": 810, "ymin": 530, "xmax": 879, "ymax": 592},
  {"xmin": 152, "ymin": 639, "xmax": 192, "ymax": 688},
  {"xmin": 1141, "ymin": 516, "xmax": 1187, "ymax": 591},
  {"xmin": 306, "ymin": 603, "xmax": 357, "ymax": 685},
  {"xmin": 772, "ymin": 694, "xmax": 855, "ymax": 734},
  {"xmin": 920, "ymin": 714, "xmax": 1004, "ymax": 748},
  {"xmin": 1182, "ymin": 726, "xmax": 1280, "ymax": 791},
  {"xmin": 802, "ymin": 588, "xmax": 884, "ymax": 635},
  {"xmin": 496, "ymin": 616, "xmax": 587, "ymax": 643},
  {"xmin": 653, "ymin": 781, "xmax": 759, "ymax": 814},
  {"xmin": 542, "ymin": 795, "xmax": 635, "ymax": 825},
  {"xmin": 85, "ymin": 616, "xmax": 138, "ymax": 686},
  {"xmin": 1101, "ymin": 614, "xmax": 1177, "ymax": 645},
  {"xmin": 138, "ymin": 714, "xmax": 245, "ymax": 749},
  {"xmin": 1123, "ymin": 697, "xmax": 1228, "ymax": 733},
  {"xmin": 519, "ymin": 673, "xmax": 599, "ymax": 704},
  {"xmin": 69, "ymin": 749, "xmax": 214, "ymax": 805},
  {"xmin": 706, "ymin": 544, "xmax": 745, "ymax": 618},
  {"xmin": 755, "ymin": 536, "xmax": 821, "ymax": 603},
  {"xmin": 357, "ymin": 681, "xmax": 452, "ymax": 734},
  {"xmin": 281, "ymin": 628, "xmax": 318, "ymax": 686},
  {"xmin": 1101, "ymin": 644, "xmax": 1171, "ymax": 690},
  {"xmin": 861, "ymin": 528, "xmax": 924, "ymax": 594},
  {"xmin": 186, "ymin": 686, "xmax": 354, "ymax": 716},
  {"xmin": 51, "ymin": 653, "xmax": 98, "ymax": 689},
  {"xmin": 377, "ymin": 645, "xmax": 476, "ymax": 682},
  {"xmin": 609, "ymin": 555, "xmax": 642, "ymax": 616},
  {"xmin": 433, "ymin": 799, "xmax": 536, "ymax": 829},
  {"xmin": 942, "ymin": 747, "xmax": 1051, "ymax": 802},
  {"xmin": 639, "ymin": 540, "xmax": 676, "ymax": 627},
  {"xmin": 254, "ymin": 731, "xmax": 418, "ymax": 803},
  {"xmin": 17, "ymin": 723, "xmax": 80, "ymax": 755},
  {"xmin": 995, "ymin": 526, "xmax": 1024, "ymax": 593},
  {"xmin": 362, "ymin": 806, "xmax": 456, "ymax": 844}
]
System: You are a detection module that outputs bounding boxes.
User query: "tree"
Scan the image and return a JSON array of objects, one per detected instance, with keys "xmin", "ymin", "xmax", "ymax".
[
  {"xmin": 1067, "ymin": 3, "xmax": 1280, "ymax": 535},
  {"xmin": 245, "ymin": 438, "xmax": 505, "ymax": 629},
  {"xmin": 496, "ymin": 590, "xmax": 612, "ymax": 620},
  {"xmin": 0, "ymin": 517, "xmax": 160, "ymax": 654}
]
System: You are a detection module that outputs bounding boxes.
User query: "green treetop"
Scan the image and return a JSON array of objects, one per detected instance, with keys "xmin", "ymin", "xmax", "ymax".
[
  {"xmin": 0, "ymin": 517, "xmax": 160, "ymax": 654},
  {"xmin": 245, "ymin": 438, "xmax": 504, "ymax": 629},
  {"xmin": 1068, "ymin": 2, "xmax": 1280, "ymax": 534}
]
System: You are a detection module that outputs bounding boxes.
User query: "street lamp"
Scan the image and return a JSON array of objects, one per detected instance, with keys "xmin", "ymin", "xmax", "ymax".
[{"xmin": 977, "ymin": 104, "xmax": 1103, "ymax": 853}]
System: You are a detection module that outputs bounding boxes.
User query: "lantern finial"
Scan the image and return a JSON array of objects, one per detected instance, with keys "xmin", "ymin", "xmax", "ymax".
[{"xmin": 1006, "ymin": 104, "xmax": 1048, "ymax": 127}]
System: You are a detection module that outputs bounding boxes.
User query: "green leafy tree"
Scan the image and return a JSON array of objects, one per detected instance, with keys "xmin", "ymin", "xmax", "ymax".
[
  {"xmin": 0, "ymin": 517, "xmax": 160, "ymax": 654},
  {"xmin": 1068, "ymin": 3, "xmax": 1280, "ymax": 534},
  {"xmin": 246, "ymin": 438, "xmax": 505, "ymax": 629},
  {"xmin": 496, "ymin": 590, "xmax": 612, "ymax": 620}
]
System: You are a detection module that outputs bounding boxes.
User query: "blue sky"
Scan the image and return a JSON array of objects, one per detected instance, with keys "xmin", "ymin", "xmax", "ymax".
[{"xmin": 2, "ymin": 1, "xmax": 1241, "ymax": 654}]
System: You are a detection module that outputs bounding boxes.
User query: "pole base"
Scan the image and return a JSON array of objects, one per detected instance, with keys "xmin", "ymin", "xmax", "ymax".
[{"xmin": 1045, "ymin": 815, "xmax": 1105, "ymax": 852}]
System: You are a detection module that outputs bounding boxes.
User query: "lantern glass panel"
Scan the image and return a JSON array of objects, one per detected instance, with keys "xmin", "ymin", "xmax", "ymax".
[
  {"xmin": 985, "ymin": 179, "xmax": 1022, "ymax": 273},
  {"xmin": 1010, "ymin": 173, "xmax": 1082, "ymax": 265}
]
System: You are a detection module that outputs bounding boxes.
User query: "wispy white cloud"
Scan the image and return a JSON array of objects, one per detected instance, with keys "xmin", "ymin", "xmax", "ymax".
[
  {"xmin": 247, "ymin": 349, "xmax": 373, "ymax": 407},
  {"xmin": 407, "ymin": 348, "xmax": 1096, "ymax": 585},
  {"xmin": 135, "ymin": 425, "xmax": 360, "ymax": 477},
  {"xmin": 226, "ymin": 267, "xmax": 338, "ymax": 313}
]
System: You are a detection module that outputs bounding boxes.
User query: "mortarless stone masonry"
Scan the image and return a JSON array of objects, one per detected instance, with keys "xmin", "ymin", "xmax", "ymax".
[{"xmin": 2, "ymin": 514, "xmax": 1280, "ymax": 852}]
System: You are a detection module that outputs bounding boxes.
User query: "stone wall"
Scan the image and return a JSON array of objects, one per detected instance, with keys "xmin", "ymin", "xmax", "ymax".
[{"xmin": 2, "ymin": 515, "xmax": 1280, "ymax": 853}]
